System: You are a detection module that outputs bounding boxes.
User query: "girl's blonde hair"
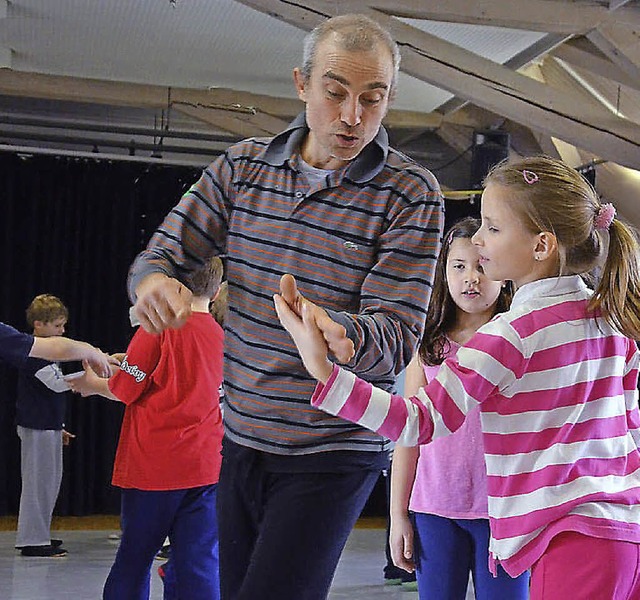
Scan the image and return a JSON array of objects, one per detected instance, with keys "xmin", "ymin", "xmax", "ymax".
[{"xmin": 484, "ymin": 155, "xmax": 640, "ymax": 339}]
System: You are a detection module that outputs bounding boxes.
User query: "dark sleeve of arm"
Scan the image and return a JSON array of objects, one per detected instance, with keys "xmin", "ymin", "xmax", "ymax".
[
  {"xmin": 127, "ymin": 153, "xmax": 233, "ymax": 302},
  {"xmin": 327, "ymin": 181, "xmax": 443, "ymax": 380},
  {"xmin": 0, "ymin": 322, "xmax": 33, "ymax": 368}
]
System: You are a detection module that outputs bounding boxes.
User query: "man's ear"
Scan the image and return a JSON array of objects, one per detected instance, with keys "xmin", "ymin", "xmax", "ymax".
[
  {"xmin": 293, "ymin": 67, "xmax": 307, "ymax": 102},
  {"xmin": 533, "ymin": 231, "xmax": 558, "ymax": 262}
]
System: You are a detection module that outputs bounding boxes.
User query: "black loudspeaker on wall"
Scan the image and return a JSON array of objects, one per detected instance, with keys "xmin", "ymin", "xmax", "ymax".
[{"xmin": 470, "ymin": 130, "xmax": 510, "ymax": 190}]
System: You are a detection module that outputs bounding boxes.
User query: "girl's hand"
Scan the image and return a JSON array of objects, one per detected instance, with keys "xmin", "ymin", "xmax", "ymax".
[
  {"xmin": 273, "ymin": 293, "xmax": 334, "ymax": 384},
  {"xmin": 62, "ymin": 429, "xmax": 76, "ymax": 446},
  {"xmin": 277, "ymin": 274, "xmax": 355, "ymax": 364},
  {"xmin": 389, "ymin": 512, "xmax": 416, "ymax": 573}
]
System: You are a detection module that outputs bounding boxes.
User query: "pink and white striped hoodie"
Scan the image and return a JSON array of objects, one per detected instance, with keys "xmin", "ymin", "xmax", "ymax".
[{"xmin": 312, "ymin": 276, "xmax": 640, "ymax": 576}]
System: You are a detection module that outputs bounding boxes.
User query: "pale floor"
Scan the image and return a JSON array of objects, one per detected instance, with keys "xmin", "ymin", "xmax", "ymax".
[{"xmin": 0, "ymin": 527, "xmax": 475, "ymax": 600}]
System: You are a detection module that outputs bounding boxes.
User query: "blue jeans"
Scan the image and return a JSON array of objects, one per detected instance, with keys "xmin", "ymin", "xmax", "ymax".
[
  {"xmin": 103, "ymin": 485, "xmax": 219, "ymax": 600},
  {"xmin": 217, "ymin": 439, "xmax": 382, "ymax": 600},
  {"xmin": 413, "ymin": 513, "xmax": 530, "ymax": 600}
]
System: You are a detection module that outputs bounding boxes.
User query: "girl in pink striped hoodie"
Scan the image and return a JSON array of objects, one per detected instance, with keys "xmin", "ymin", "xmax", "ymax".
[
  {"xmin": 390, "ymin": 216, "xmax": 528, "ymax": 599},
  {"xmin": 275, "ymin": 156, "xmax": 640, "ymax": 600}
]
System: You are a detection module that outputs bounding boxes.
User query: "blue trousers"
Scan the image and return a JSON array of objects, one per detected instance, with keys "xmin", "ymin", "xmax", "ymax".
[
  {"xmin": 103, "ymin": 485, "xmax": 219, "ymax": 600},
  {"xmin": 413, "ymin": 513, "xmax": 530, "ymax": 600},
  {"xmin": 217, "ymin": 443, "xmax": 381, "ymax": 600}
]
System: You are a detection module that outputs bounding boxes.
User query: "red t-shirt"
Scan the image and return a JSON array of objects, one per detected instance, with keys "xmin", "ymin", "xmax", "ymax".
[{"xmin": 108, "ymin": 312, "xmax": 224, "ymax": 490}]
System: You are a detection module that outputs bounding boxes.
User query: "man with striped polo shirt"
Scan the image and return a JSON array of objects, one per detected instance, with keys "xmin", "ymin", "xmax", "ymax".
[{"xmin": 129, "ymin": 14, "xmax": 443, "ymax": 600}]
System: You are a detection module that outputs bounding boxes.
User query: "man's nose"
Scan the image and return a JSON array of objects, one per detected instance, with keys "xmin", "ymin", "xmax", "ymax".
[{"xmin": 340, "ymin": 97, "xmax": 362, "ymax": 127}]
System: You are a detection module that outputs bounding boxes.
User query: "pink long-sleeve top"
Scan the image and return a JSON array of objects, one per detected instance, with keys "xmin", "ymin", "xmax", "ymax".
[
  {"xmin": 312, "ymin": 276, "xmax": 640, "ymax": 577},
  {"xmin": 410, "ymin": 340, "xmax": 489, "ymax": 518}
]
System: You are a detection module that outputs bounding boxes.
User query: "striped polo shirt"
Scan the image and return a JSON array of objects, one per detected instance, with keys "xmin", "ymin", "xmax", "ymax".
[
  {"xmin": 129, "ymin": 113, "xmax": 444, "ymax": 455},
  {"xmin": 312, "ymin": 276, "xmax": 640, "ymax": 574}
]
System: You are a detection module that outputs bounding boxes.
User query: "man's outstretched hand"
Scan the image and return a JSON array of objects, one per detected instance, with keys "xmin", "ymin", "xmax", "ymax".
[
  {"xmin": 274, "ymin": 274, "xmax": 355, "ymax": 383},
  {"xmin": 133, "ymin": 273, "xmax": 193, "ymax": 334}
]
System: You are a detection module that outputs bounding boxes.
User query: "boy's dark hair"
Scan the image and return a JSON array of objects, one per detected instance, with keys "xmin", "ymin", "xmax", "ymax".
[
  {"xmin": 418, "ymin": 217, "xmax": 513, "ymax": 366},
  {"xmin": 184, "ymin": 256, "xmax": 224, "ymax": 298},
  {"xmin": 25, "ymin": 294, "xmax": 69, "ymax": 328}
]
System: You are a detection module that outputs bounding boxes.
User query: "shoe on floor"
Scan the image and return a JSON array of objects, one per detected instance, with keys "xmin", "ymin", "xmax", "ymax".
[
  {"xmin": 21, "ymin": 544, "xmax": 68, "ymax": 557},
  {"xmin": 383, "ymin": 564, "xmax": 416, "ymax": 586},
  {"xmin": 15, "ymin": 539, "xmax": 63, "ymax": 550}
]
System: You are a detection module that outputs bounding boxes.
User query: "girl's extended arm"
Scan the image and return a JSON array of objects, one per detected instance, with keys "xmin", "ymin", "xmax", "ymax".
[
  {"xmin": 275, "ymin": 273, "xmax": 509, "ymax": 446},
  {"xmin": 389, "ymin": 355, "xmax": 426, "ymax": 573}
]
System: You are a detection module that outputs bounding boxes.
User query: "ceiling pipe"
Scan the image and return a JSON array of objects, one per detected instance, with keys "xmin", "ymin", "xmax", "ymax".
[
  {"xmin": 0, "ymin": 128, "xmax": 228, "ymax": 157},
  {"xmin": 0, "ymin": 143, "xmax": 210, "ymax": 168},
  {"xmin": 0, "ymin": 112, "xmax": 239, "ymax": 144}
]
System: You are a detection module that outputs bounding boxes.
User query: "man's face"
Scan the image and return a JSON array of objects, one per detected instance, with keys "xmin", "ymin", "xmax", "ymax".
[{"xmin": 293, "ymin": 34, "xmax": 394, "ymax": 170}]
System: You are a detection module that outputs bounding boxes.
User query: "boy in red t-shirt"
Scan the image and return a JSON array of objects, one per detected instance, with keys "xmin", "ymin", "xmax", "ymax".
[{"xmin": 70, "ymin": 257, "xmax": 225, "ymax": 600}]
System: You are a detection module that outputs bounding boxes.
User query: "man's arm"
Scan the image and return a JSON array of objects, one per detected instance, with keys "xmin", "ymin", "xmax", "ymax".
[
  {"xmin": 128, "ymin": 156, "xmax": 231, "ymax": 333},
  {"xmin": 277, "ymin": 183, "xmax": 443, "ymax": 381},
  {"xmin": 29, "ymin": 337, "xmax": 114, "ymax": 378},
  {"xmin": 329, "ymin": 188, "xmax": 443, "ymax": 379}
]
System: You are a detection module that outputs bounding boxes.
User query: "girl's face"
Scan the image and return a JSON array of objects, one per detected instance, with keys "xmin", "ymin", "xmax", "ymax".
[
  {"xmin": 472, "ymin": 183, "xmax": 544, "ymax": 288},
  {"xmin": 446, "ymin": 237, "xmax": 503, "ymax": 317}
]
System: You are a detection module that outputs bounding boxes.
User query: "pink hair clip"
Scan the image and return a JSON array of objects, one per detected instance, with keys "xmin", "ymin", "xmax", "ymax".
[
  {"xmin": 594, "ymin": 203, "xmax": 616, "ymax": 231},
  {"xmin": 522, "ymin": 170, "xmax": 539, "ymax": 184}
]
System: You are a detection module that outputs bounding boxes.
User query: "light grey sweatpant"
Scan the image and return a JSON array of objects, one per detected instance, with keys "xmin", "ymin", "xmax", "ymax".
[{"xmin": 15, "ymin": 426, "xmax": 63, "ymax": 547}]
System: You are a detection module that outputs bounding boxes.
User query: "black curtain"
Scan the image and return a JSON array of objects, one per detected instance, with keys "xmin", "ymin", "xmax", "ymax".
[{"xmin": 0, "ymin": 152, "xmax": 201, "ymax": 515}]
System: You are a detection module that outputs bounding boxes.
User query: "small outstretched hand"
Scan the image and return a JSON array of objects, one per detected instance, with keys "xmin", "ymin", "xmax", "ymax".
[
  {"xmin": 67, "ymin": 360, "xmax": 103, "ymax": 397},
  {"xmin": 273, "ymin": 274, "xmax": 354, "ymax": 383}
]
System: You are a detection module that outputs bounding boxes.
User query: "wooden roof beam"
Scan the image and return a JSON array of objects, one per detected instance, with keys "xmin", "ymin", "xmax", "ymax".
[
  {"xmin": 238, "ymin": 2, "xmax": 640, "ymax": 167},
  {"xmin": 239, "ymin": 0, "xmax": 636, "ymax": 34},
  {"xmin": 587, "ymin": 20, "xmax": 640, "ymax": 82},
  {"xmin": 374, "ymin": 11, "xmax": 640, "ymax": 168},
  {"xmin": 0, "ymin": 70, "xmax": 443, "ymax": 135},
  {"xmin": 552, "ymin": 37, "xmax": 640, "ymax": 92}
]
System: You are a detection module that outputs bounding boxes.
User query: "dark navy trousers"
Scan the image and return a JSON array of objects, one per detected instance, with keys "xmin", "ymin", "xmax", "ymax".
[
  {"xmin": 217, "ymin": 440, "xmax": 382, "ymax": 600},
  {"xmin": 103, "ymin": 485, "xmax": 219, "ymax": 600}
]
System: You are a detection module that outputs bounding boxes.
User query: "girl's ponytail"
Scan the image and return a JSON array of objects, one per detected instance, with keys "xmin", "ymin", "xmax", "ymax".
[{"xmin": 590, "ymin": 218, "xmax": 640, "ymax": 339}]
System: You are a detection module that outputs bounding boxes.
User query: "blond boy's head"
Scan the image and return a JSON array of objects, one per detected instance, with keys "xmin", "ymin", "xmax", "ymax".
[{"xmin": 26, "ymin": 294, "xmax": 69, "ymax": 337}]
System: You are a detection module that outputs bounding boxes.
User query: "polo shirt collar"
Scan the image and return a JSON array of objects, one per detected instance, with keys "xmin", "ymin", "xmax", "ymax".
[
  {"xmin": 511, "ymin": 275, "xmax": 589, "ymax": 309},
  {"xmin": 262, "ymin": 112, "xmax": 388, "ymax": 183}
]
